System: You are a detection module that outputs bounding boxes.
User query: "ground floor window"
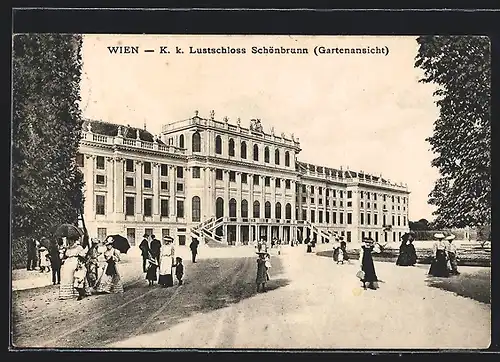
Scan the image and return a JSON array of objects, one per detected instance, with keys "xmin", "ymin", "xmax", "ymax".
[
  {"xmin": 97, "ymin": 228, "xmax": 107, "ymax": 242},
  {"xmin": 178, "ymin": 235, "xmax": 186, "ymax": 246}
]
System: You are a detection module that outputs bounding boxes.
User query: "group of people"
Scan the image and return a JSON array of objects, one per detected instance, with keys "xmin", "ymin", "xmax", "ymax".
[
  {"xmin": 396, "ymin": 233, "xmax": 417, "ymax": 266},
  {"xmin": 139, "ymin": 234, "xmax": 187, "ymax": 288},
  {"xmin": 428, "ymin": 233, "xmax": 460, "ymax": 277}
]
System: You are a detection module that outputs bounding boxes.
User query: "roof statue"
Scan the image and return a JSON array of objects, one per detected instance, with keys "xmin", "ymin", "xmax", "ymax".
[
  {"xmin": 210, "ymin": 110, "xmax": 215, "ymax": 120},
  {"xmin": 281, "ymin": 132, "xmax": 286, "ymax": 139},
  {"xmin": 136, "ymin": 129, "xmax": 141, "ymax": 140},
  {"xmin": 194, "ymin": 110, "xmax": 199, "ymax": 117},
  {"xmin": 223, "ymin": 116, "xmax": 229, "ymax": 123},
  {"xmin": 237, "ymin": 117, "xmax": 241, "ymax": 126},
  {"xmin": 250, "ymin": 119, "xmax": 263, "ymax": 133},
  {"xmin": 270, "ymin": 126, "xmax": 275, "ymax": 135},
  {"xmin": 291, "ymin": 133, "xmax": 295, "ymax": 141},
  {"xmin": 86, "ymin": 122, "xmax": 92, "ymax": 133},
  {"xmin": 117, "ymin": 126, "xmax": 123, "ymax": 137}
]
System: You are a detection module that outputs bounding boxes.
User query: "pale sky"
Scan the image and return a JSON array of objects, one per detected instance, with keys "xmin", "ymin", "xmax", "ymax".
[{"xmin": 80, "ymin": 34, "xmax": 440, "ymax": 221}]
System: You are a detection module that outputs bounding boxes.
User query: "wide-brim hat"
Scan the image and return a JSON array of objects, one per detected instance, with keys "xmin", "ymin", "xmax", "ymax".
[
  {"xmin": 105, "ymin": 238, "xmax": 114, "ymax": 245},
  {"xmin": 256, "ymin": 251, "xmax": 268, "ymax": 255},
  {"xmin": 445, "ymin": 234, "xmax": 456, "ymax": 241},
  {"xmin": 163, "ymin": 236, "xmax": 174, "ymax": 243},
  {"xmin": 143, "ymin": 233, "xmax": 149, "ymax": 238},
  {"xmin": 434, "ymin": 233, "xmax": 446, "ymax": 239}
]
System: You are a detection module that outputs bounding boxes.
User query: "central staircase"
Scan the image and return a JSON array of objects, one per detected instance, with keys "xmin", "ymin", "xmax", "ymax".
[{"xmin": 190, "ymin": 216, "xmax": 231, "ymax": 248}]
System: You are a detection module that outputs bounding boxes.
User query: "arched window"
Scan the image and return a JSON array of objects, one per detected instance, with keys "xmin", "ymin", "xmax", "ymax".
[
  {"xmin": 285, "ymin": 203, "xmax": 292, "ymax": 220},
  {"xmin": 275, "ymin": 149, "xmax": 280, "ymax": 165},
  {"xmin": 216, "ymin": 197, "xmax": 224, "ymax": 219},
  {"xmin": 179, "ymin": 134, "xmax": 185, "ymax": 149},
  {"xmin": 192, "ymin": 132, "xmax": 201, "ymax": 152},
  {"xmin": 229, "ymin": 138, "xmax": 235, "ymax": 157},
  {"xmin": 264, "ymin": 147, "xmax": 270, "ymax": 163},
  {"xmin": 241, "ymin": 141, "xmax": 247, "ymax": 159},
  {"xmin": 229, "ymin": 198, "xmax": 237, "ymax": 218},
  {"xmin": 241, "ymin": 199, "xmax": 248, "ymax": 218},
  {"xmin": 215, "ymin": 135, "xmax": 222, "ymax": 155},
  {"xmin": 265, "ymin": 201, "xmax": 271, "ymax": 219},
  {"xmin": 253, "ymin": 144, "xmax": 259, "ymax": 161},
  {"xmin": 192, "ymin": 196, "xmax": 201, "ymax": 222},
  {"xmin": 275, "ymin": 202, "xmax": 282, "ymax": 219},
  {"xmin": 253, "ymin": 201, "xmax": 260, "ymax": 218},
  {"xmin": 285, "ymin": 151, "xmax": 290, "ymax": 167}
]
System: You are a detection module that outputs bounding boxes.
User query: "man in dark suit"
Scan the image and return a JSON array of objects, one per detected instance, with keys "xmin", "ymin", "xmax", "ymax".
[
  {"xmin": 149, "ymin": 234, "xmax": 161, "ymax": 265},
  {"xmin": 26, "ymin": 238, "xmax": 37, "ymax": 271},
  {"xmin": 139, "ymin": 233, "xmax": 150, "ymax": 272},
  {"xmin": 190, "ymin": 238, "xmax": 199, "ymax": 263}
]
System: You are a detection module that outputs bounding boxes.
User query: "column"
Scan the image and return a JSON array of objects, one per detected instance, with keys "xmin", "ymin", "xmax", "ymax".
[
  {"xmin": 202, "ymin": 167, "xmax": 209, "ymax": 220},
  {"xmin": 279, "ymin": 225, "xmax": 283, "ymax": 241},
  {"xmin": 249, "ymin": 225, "xmax": 253, "ymax": 243},
  {"xmin": 106, "ymin": 157, "xmax": 115, "ymax": 214},
  {"xmin": 152, "ymin": 162, "xmax": 160, "ymax": 220},
  {"xmin": 84, "ymin": 155, "xmax": 95, "ymax": 220},
  {"xmin": 271, "ymin": 176, "xmax": 276, "ymax": 219},
  {"xmin": 260, "ymin": 175, "xmax": 265, "ymax": 219},
  {"xmin": 211, "ymin": 168, "xmax": 216, "ymax": 217},
  {"xmin": 281, "ymin": 178, "xmax": 286, "ymax": 222},
  {"xmin": 113, "ymin": 157, "xmax": 124, "ymax": 222},
  {"xmin": 236, "ymin": 172, "xmax": 242, "ymax": 219},
  {"xmin": 135, "ymin": 160, "xmax": 143, "ymax": 217},
  {"xmin": 291, "ymin": 180, "xmax": 297, "ymax": 222},
  {"xmin": 169, "ymin": 165, "xmax": 176, "ymax": 218},
  {"xmin": 223, "ymin": 170, "xmax": 230, "ymax": 218},
  {"xmin": 236, "ymin": 225, "xmax": 241, "ymax": 245},
  {"xmin": 248, "ymin": 173, "xmax": 254, "ymax": 218}
]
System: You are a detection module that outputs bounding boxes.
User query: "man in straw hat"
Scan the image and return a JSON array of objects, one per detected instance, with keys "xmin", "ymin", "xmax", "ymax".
[{"xmin": 446, "ymin": 234, "xmax": 460, "ymax": 275}]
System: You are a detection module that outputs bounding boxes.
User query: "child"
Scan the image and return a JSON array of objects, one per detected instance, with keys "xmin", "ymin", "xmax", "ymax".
[
  {"xmin": 39, "ymin": 246, "xmax": 51, "ymax": 272},
  {"xmin": 174, "ymin": 257, "xmax": 184, "ymax": 286},
  {"xmin": 256, "ymin": 252, "xmax": 269, "ymax": 292},
  {"xmin": 145, "ymin": 253, "xmax": 159, "ymax": 286},
  {"xmin": 337, "ymin": 247, "xmax": 344, "ymax": 264}
]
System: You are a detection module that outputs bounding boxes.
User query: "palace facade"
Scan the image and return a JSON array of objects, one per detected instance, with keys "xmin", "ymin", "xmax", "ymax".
[{"xmin": 78, "ymin": 111, "xmax": 410, "ymax": 247}]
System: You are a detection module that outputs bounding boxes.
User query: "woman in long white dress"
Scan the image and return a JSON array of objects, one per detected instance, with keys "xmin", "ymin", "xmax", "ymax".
[
  {"xmin": 158, "ymin": 237, "xmax": 175, "ymax": 287},
  {"xmin": 59, "ymin": 238, "xmax": 88, "ymax": 300},
  {"xmin": 95, "ymin": 237, "xmax": 124, "ymax": 294}
]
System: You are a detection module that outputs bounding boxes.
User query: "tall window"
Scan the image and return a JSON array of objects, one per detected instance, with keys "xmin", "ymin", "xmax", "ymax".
[
  {"xmin": 161, "ymin": 199, "xmax": 169, "ymax": 217},
  {"xmin": 253, "ymin": 175, "xmax": 259, "ymax": 185},
  {"xmin": 126, "ymin": 159, "xmax": 134, "ymax": 172},
  {"xmin": 177, "ymin": 166, "xmax": 183, "ymax": 178},
  {"xmin": 253, "ymin": 201, "xmax": 260, "ymax": 218},
  {"xmin": 265, "ymin": 201, "xmax": 271, "ymax": 219},
  {"xmin": 229, "ymin": 198, "xmax": 237, "ymax": 218},
  {"xmin": 96, "ymin": 156, "xmax": 105, "ymax": 170},
  {"xmin": 179, "ymin": 134, "xmax": 185, "ymax": 148},
  {"xmin": 347, "ymin": 212, "xmax": 352, "ymax": 224},
  {"xmin": 76, "ymin": 153, "xmax": 84, "ymax": 167},
  {"xmin": 275, "ymin": 149, "xmax": 280, "ymax": 165},
  {"xmin": 125, "ymin": 196, "xmax": 135, "ymax": 216},
  {"xmin": 275, "ymin": 202, "xmax": 282, "ymax": 219},
  {"xmin": 177, "ymin": 200, "xmax": 184, "ymax": 218},
  {"xmin": 285, "ymin": 151, "xmax": 290, "ymax": 167},
  {"xmin": 192, "ymin": 166, "xmax": 201, "ymax": 178},
  {"xmin": 264, "ymin": 147, "xmax": 270, "ymax": 163},
  {"xmin": 215, "ymin": 135, "xmax": 222, "ymax": 154},
  {"xmin": 144, "ymin": 162, "xmax": 151, "ymax": 174},
  {"xmin": 241, "ymin": 199, "xmax": 248, "ymax": 218},
  {"xmin": 229, "ymin": 138, "xmax": 235, "ymax": 156},
  {"xmin": 253, "ymin": 144, "xmax": 259, "ymax": 161},
  {"xmin": 96, "ymin": 195, "xmax": 105, "ymax": 215},
  {"xmin": 285, "ymin": 203, "xmax": 292, "ymax": 220},
  {"xmin": 241, "ymin": 141, "xmax": 247, "ymax": 159},
  {"xmin": 144, "ymin": 198, "xmax": 152, "ymax": 217},
  {"xmin": 161, "ymin": 164, "xmax": 168, "ymax": 176},
  {"xmin": 192, "ymin": 196, "xmax": 201, "ymax": 222},
  {"xmin": 192, "ymin": 131, "xmax": 201, "ymax": 152}
]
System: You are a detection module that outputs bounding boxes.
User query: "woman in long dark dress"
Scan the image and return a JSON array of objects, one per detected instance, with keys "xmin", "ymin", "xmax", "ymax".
[
  {"xmin": 428, "ymin": 233, "xmax": 449, "ymax": 277},
  {"xmin": 407, "ymin": 238, "xmax": 417, "ymax": 266},
  {"xmin": 359, "ymin": 239, "xmax": 378, "ymax": 290},
  {"xmin": 396, "ymin": 234, "xmax": 411, "ymax": 266}
]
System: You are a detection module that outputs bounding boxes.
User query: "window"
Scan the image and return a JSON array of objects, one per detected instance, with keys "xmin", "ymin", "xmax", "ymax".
[
  {"xmin": 178, "ymin": 235, "xmax": 186, "ymax": 246},
  {"xmin": 162, "ymin": 228, "xmax": 170, "ymax": 239},
  {"xmin": 383, "ymin": 215, "xmax": 387, "ymax": 226},
  {"xmin": 126, "ymin": 177, "xmax": 134, "ymax": 187},
  {"xmin": 97, "ymin": 228, "xmax": 107, "ymax": 242},
  {"xmin": 177, "ymin": 166, "xmax": 183, "ymax": 178},
  {"xmin": 96, "ymin": 195, "xmax": 105, "ymax": 215},
  {"xmin": 144, "ymin": 162, "xmax": 151, "ymax": 174},
  {"xmin": 333, "ymin": 189, "xmax": 336, "ymax": 198},
  {"xmin": 192, "ymin": 167, "xmax": 201, "ymax": 179},
  {"xmin": 319, "ymin": 199, "xmax": 323, "ymax": 205},
  {"xmin": 264, "ymin": 147, "xmax": 270, "ymax": 163},
  {"xmin": 302, "ymin": 209, "xmax": 307, "ymax": 220},
  {"xmin": 310, "ymin": 198, "xmax": 315, "ymax": 204},
  {"xmin": 383, "ymin": 194, "xmax": 387, "ymax": 202},
  {"xmin": 179, "ymin": 134, "xmax": 185, "ymax": 148},
  {"xmin": 96, "ymin": 175, "xmax": 105, "ymax": 184},
  {"xmin": 361, "ymin": 213, "xmax": 364, "ymax": 225},
  {"xmin": 375, "ymin": 232, "xmax": 379, "ymax": 242},
  {"xmin": 367, "ymin": 214, "xmax": 371, "ymax": 225},
  {"xmin": 229, "ymin": 138, "xmax": 235, "ymax": 156},
  {"xmin": 125, "ymin": 196, "xmax": 135, "ymax": 216},
  {"xmin": 192, "ymin": 196, "xmax": 201, "ymax": 222},
  {"xmin": 241, "ymin": 141, "xmax": 247, "ymax": 159},
  {"xmin": 374, "ymin": 193, "xmax": 377, "ymax": 201},
  {"xmin": 347, "ymin": 231, "xmax": 352, "ymax": 242},
  {"xmin": 340, "ymin": 201, "xmax": 343, "ymax": 207},
  {"xmin": 177, "ymin": 200, "xmax": 184, "ymax": 218},
  {"xmin": 326, "ymin": 189, "xmax": 329, "ymax": 197},
  {"xmin": 392, "ymin": 196, "xmax": 395, "ymax": 202},
  {"xmin": 340, "ymin": 191, "xmax": 343, "ymax": 198},
  {"xmin": 404, "ymin": 216, "xmax": 407, "ymax": 226},
  {"xmin": 253, "ymin": 175, "xmax": 260, "ymax": 185},
  {"xmin": 285, "ymin": 180, "xmax": 291, "ymax": 189},
  {"xmin": 367, "ymin": 202, "xmax": 370, "ymax": 208},
  {"xmin": 126, "ymin": 159, "xmax": 134, "ymax": 172},
  {"xmin": 265, "ymin": 177, "xmax": 270, "ymax": 187},
  {"xmin": 347, "ymin": 191, "xmax": 352, "ymax": 198},
  {"xmin": 192, "ymin": 132, "xmax": 201, "ymax": 152},
  {"xmin": 362, "ymin": 231, "xmax": 366, "ymax": 239},
  {"xmin": 319, "ymin": 187, "xmax": 323, "ymax": 195},
  {"xmin": 285, "ymin": 151, "xmax": 290, "ymax": 167},
  {"xmin": 253, "ymin": 144, "xmax": 259, "ymax": 161},
  {"xmin": 326, "ymin": 211, "xmax": 330, "ymax": 224},
  {"xmin": 398, "ymin": 196, "xmax": 400, "ymax": 203},
  {"xmin": 216, "ymin": 169, "xmax": 223, "ymax": 180},
  {"xmin": 286, "ymin": 203, "xmax": 292, "ymax": 220},
  {"xmin": 319, "ymin": 211, "xmax": 323, "ymax": 223},
  {"xmin": 96, "ymin": 156, "xmax": 105, "ymax": 170},
  {"xmin": 374, "ymin": 213, "xmax": 378, "ymax": 225},
  {"xmin": 215, "ymin": 135, "xmax": 222, "ymax": 154},
  {"xmin": 76, "ymin": 153, "xmax": 84, "ymax": 167},
  {"xmin": 241, "ymin": 173, "xmax": 248, "ymax": 184},
  {"xmin": 398, "ymin": 216, "xmax": 401, "ymax": 226},
  {"xmin": 144, "ymin": 198, "xmax": 152, "ymax": 216},
  {"xmin": 161, "ymin": 199, "xmax": 169, "ymax": 217},
  {"xmin": 275, "ymin": 178, "xmax": 281, "ymax": 188},
  {"xmin": 384, "ymin": 232, "xmax": 388, "ymax": 242},
  {"xmin": 310, "ymin": 210, "xmax": 315, "ymax": 223},
  {"xmin": 302, "ymin": 197, "xmax": 306, "ymax": 203},
  {"xmin": 229, "ymin": 171, "xmax": 236, "ymax": 182},
  {"xmin": 161, "ymin": 164, "xmax": 168, "ymax": 176},
  {"xmin": 347, "ymin": 212, "xmax": 352, "ymax": 224},
  {"xmin": 333, "ymin": 212, "xmax": 337, "ymax": 224},
  {"xmin": 241, "ymin": 200, "xmax": 248, "ymax": 218},
  {"xmin": 310, "ymin": 186, "xmax": 315, "ymax": 194},
  {"xmin": 302, "ymin": 185, "xmax": 306, "ymax": 193},
  {"xmin": 265, "ymin": 202, "xmax": 271, "ymax": 219},
  {"xmin": 367, "ymin": 192, "xmax": 371, "ymax": 200},
  {"xmin": 229, "ymin": 199, "xmax": 237, "ymax": 218},
  {"xmin": 392, "ymin": 215, "xmax": 395, "ymax": 225},
  {"xmin": 361, "ymin": 202, "xmax": 364, "ymax": 208},
  {"xmin": 360, "ymin": 191, "xmax": 364, "ymax": 198},
  {"xmin": 275, "ymin": 149, "xmax": 280, "ymax": 165},
  {"xmin": 144, "ymin": 179, "xmax": 152, "ymax": 189},
  {"xmin": 161, "ymin": 181, "xmax": 168, "ymax": 191},
  {"xmin": 253, "ymin": 201, "xmax": 260, "ymax": 218},
  {"xmin": 177, "ymin": 183, "xmax": 184, "ymax": 192},
  {"xmin": 347, "ymin": 201, "xmax": 352, "ymax": 207},
  {"xmin": 275, "ymin": 203, "xmax": 282, "ymax": 219}
]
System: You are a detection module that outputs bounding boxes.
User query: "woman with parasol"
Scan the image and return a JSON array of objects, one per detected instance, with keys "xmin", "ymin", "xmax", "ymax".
[
  {"xmin": 95, "ymin": 237, "xmax": 124, "ymax": 294},
  {"xmin": 357, "ymin": 238, "xmax": 379, "ymax": 290}
]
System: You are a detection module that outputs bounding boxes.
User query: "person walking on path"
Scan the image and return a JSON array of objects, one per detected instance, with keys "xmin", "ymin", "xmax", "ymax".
[
  {"xmin": 48, "ymin": 241, "xmax": 62, "ymax": 285},
  {"xmin": 139, "ymin": 233, "xmax": 150, "ymax": 273},
  {"xmin": 26, "ymin": 238, "xmax": 37, "ymax": 271},
  {"xmin": 358, "ymin": 238, "xmax": 379, "ymax": 290},
  {"xmin": 396, "ymin": 234, "xmax": 412, "ymax": 266},
  {"xmin": 173, "ymin": 256, "xmax": 184, "ymax": 286},
  {"xmin": 190, "ymin": 238, "xmax": 199, "ymax": 263},
  {"xmin": 59, "ymin": 237, "xmax": 88, "ymax": 300},
  {"xmin": 95, "ymin": 237, "xmax": 124, "ymax": 294},
  {"xmin": 446, "ymin": 234, "xmax": 460, "ymax": 275},
  {"xmin": 158, "ymin": 237, "xmax": 175, "ymax": 287},
  {"xmin": 150, "ymin": 235, "xmax": 161, "ymax": 266},
  {"xmin": 256, "ymin": 251, "xmax": 269, "ymax": 292},
  {"xmin": 428, "ymin": 233, "xmax": 450, "ymax": 277}
]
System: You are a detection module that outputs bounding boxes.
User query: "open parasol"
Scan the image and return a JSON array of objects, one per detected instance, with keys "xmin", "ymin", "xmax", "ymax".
[
  {"xmin": 55, "ymin": 224, "xmax": 84, "ymax": 240},
  {"xmin": 106, "ymin": 234, "xmax": 131, "ymax": 254}
]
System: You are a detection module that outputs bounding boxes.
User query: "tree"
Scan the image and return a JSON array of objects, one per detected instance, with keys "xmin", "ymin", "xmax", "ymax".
[
  {"xmin": 12, "ymin": 34, "xmax": 85, "ymax": 262},
  {"xmin": 409, "ymin": 219, "xmax": 431, "ymax": 231},
  {"xmin": 415, "ymin": 36, "xmax": 491, "ymax": 229}
]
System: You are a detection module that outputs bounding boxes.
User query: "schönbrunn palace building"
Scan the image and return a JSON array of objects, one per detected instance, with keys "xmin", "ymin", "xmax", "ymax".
[{"xmin": 78, "ymin": 111, "xmax": 410, "ymax": 247}]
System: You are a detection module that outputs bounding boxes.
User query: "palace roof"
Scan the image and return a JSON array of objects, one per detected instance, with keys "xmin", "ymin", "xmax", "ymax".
[{"xmin": 82, "ymin": 119, "xmax": 166, "ymax": 145}]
